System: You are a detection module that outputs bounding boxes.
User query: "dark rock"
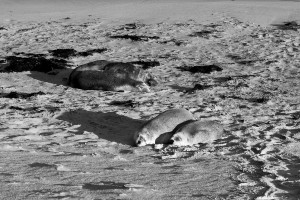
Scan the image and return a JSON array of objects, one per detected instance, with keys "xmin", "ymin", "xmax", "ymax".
[
  {"xmin": 82, "ymin": 182, "xmax": 127, "ymax": 190},
  {"xmin": 117, "ymin": 23, "xmax": 142, "ymax": 30},
  {"xmin": 1, "ymin": 48, "xmax": 107, "ymax": 73},
  {"xmin": 9, "ymin": 106, "xmax": 41, "ymax": 112},
  {"xmin": 16, "ymin": 28, "xmax": 34, "ymax": 33},
  {"xmin": 119, "ymin": 149, "xmax": 134, "ymax": 154},
  {"xmin": 110, "ymin": 35, "xmax": 159, "ymax": 41},
  {"xmin": 214, "ymin": 76, "xmax": 233, "ymax": 83},
  {"xmin": 237, "ymin": 60, "xmax": 262, "ymax": 65},
  {"xmin": 251, "ymin": 147, "xmax": 261, "ymax": 154},
  {"xmin": 170, "ymin": 84, "xmax": 211, "ymax": 93},
  {"xmin": 177, "ymin": 65, "xmax": 223, "ymax": 74},
  {"xmin": 265, "ymin": 60, "xmax": 277, "ymax": 65},
  {"xmin": 109, "ymin": 100, "xmax": 138, "ymax": 108},
  {"xmin": 291, "ymin": 111, "xmax": 300, "ymax": 120},
  {"xmin": 227, "ymin": 54, "xmax": 262, "ymax": 65},
  {"xmin": 219, "ymin": 95, "xmax": 269, "ymax": 104},
  {"xmin": 44, "ymin": 106, "xmax": 60, "ymax": 113},
  {"xmin": 192, "ymin": 84, "xmax": 211, "ymax": 90},
  {"xmin": 1, "ymin": 56, "xmax": 67, "ymax": 73},
  {"xmin": 76, "ymin": 48, "xmax": 107, "ymax": 57},
  {"xmin": 114, "ymin": 23, "xmax": 145, "ymax": 31},
  {"xmin": 50, "ymin": 48, "xmax": 107, "ymax": 58},
  {"xmin": 204, "ymin": 24, "xmax": 221, "ymax": 28},
  {"xmin": 49, "ymin": 49, "xmax": 77, "ymax": 58},
  {"xmin": 248, "ymin": 97, "xmax": 269, "ymax": 103},
  {"xmin": 29, "ymin": 162, "xmax": 56, "ymax": 168},
  {"xmin": 128, "ymin": 60, "xmax": 160, "ymax": 69},
  {"xmin": 39, "ymin": 132, "xmax": 54, "ymax": 136},
  {"xmin": 13, "ymin": 52, "xmax": 47, "ymax": 57},
  {"xmin": 123, "ymin": 23, "xmax": 138, "ymax": 29},
  {"xmin": 227, "ymin": 54, "xmax": 243, "ymax": 60},
  {"xmin": 189, "ymin": 30, "xmax": 218, "ymax": 39},
  {"xmin": 8, "ymin": 106, "xmax": 24, "ymax": 111},
  {"xmin": 159, "ymin": 39, "xmax": 183, "ymax": 46},
  {"xmin": 3, "ymin": 91, "xmax": 46, "ymax": 99},
  {"xmin": 274, "ymin": 133, "xmax": 286, "ymax": 140},
  {"xmin": 272, "ymin": 21, "xmax": 300, "ymax": 31}
]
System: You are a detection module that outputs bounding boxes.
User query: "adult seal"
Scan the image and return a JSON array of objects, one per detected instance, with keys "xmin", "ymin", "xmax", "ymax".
[
  {"xmin": 170, "ymin": 120, "xmax": 224, "ymax": 146},
  {"xmin": 134, "ymin": 108, "xmax": 194, "ymax": 146},
  {"xmin": 68, "ymin": 60, "xmax": 158, "ymax": 92}
]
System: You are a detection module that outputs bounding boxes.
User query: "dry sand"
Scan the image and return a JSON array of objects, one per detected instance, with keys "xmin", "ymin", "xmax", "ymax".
[{"xmin": 0, "ymin": 0, "xmax": 300, "ymax": 199}]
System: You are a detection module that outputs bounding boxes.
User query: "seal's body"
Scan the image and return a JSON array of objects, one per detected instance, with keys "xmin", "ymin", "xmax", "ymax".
[
  {"xmin": 134, "ymin": 109, "xmax": 194, "ymax": 146},
  {"xmin": 170, "ymin": 120, "xmax": 224, "ymax": 146},
  {"xmin": 68, "ymin": 60, "xmax": 157, "ymax": 92}
]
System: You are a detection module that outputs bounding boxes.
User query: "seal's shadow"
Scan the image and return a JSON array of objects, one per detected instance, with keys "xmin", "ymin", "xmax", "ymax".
[
  {"xmin": 28, "ymin": 69, "xmax": 73, "ymax": 86},
  {"xmin": 57, "ymin": 109, "xmax": 145, "ymax": 146}
]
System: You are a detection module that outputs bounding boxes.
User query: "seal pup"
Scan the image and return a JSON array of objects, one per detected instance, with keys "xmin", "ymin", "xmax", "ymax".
[
  {"xmin": 170, "ymin": 120, "xmax": 224, "ymax": 146},
  {"xmin": 134, "ymin": 108, "xmax": 194, "ymax": 146},
  {"xmin": 68, "ymin": 61, "xmax": 158, "ymax": 92}
]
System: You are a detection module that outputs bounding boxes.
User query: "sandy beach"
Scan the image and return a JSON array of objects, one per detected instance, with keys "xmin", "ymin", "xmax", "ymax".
[{"xmin": 0, "ymin": 0, "xmax": 300, "ymax": 199}]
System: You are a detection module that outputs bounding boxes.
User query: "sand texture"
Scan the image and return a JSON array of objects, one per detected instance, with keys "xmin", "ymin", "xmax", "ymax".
[{"xmin": 1, "ymin": 0, "xmax": 300, "ymax": 199}]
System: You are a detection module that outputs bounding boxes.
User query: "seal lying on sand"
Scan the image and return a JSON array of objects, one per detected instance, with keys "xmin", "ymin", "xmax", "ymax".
[
  {"xmin": 134, "ymin": 108, "xmax": 194, "ymax": 146},
  {"xmin": 68, "ymin": 60, "xmax": 158, "ymax": 92},
  {"xmin": 170, "ymin": 120, "xmax": 224, "ymax": 146}
]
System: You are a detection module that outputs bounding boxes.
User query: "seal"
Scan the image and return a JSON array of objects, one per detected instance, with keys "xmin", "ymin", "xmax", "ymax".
[
  {"xmin": 170, "ymin": 120, "xmax": 224, "ymax": 146},
  {"xmin": 68, "ymin": 60, "xmax": 158, "ymax": 92},
  {"xmin": 134, "ymin": 108, "xmax": 195, "ymax": 146}
]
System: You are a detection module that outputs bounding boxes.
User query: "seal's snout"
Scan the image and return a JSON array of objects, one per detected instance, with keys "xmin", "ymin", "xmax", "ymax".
[
  {"xmin": 135, "ymin": 135, "xmax": 147, "ymax": 147},
  {"xmin": 170, "ymin": 135, "xmax": 182, "ymax": 145},
  {"xmin": 136, "ymin": 140, "xmax": 142, "ymax": 146},
  {"xmin": 147, "ymin": 78, "xmax": 158, "ymax": 86}
]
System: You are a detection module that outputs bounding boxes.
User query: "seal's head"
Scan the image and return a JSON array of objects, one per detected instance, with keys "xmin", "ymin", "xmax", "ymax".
[
  {"xmin": 170, "ymin": 132, "xmax": 188, "ymax": 146},
  {"xmin": 145, "ymin": 73, "xmax": 158, "ymax": 87},
  {"xmin": 135, "ymin": 135, "xmax": 147, "ymax": 146},
  {"xmin": 134, "ymin": 128, "xmax": 152, "ymax": 146}
]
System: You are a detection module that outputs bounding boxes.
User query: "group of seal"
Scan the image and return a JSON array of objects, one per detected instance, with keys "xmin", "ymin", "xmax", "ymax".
[
  {"xmin": 133, "ymin": 109, "xmax": 195, "ymax": 146},
  {"xmin": 68, "ymin": 61, "xmax": 224, "ymax": 147},
  {"xmin": 134, "ymin": 108, "xmax": 224, "ymax": 147},
  {"xmin": 68, "ymin": 60, "xmax": 158, "ymax": 92}
]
